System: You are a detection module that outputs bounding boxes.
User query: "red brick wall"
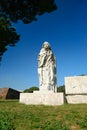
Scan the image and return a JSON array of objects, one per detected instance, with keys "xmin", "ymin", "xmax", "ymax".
[
  {"xmin": 0, "ymin": 88, "xmax": 20, "ymax": 99},
  {"xmin": 0, "ymin": 88, "xmax": 9, "ymax": 99}
]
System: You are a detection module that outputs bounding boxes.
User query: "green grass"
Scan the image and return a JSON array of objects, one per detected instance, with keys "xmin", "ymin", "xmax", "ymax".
[{"xmin": 0, "ymin": 100, "xmax": 87, "ymax": 130}]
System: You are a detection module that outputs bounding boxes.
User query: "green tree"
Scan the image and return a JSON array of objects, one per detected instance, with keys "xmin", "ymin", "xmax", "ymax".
[
  {"xmin": 0, "ymin": 0, "xmax": 57, "ymax": 23},
  {"xmin": 0, "ymin": 0, "xmax": 57, "ymax": 61},
  {"xmin": 79, "ymin": 74, "xmax": 87, "ymax": 76},
  {"xmin": 57, "ymin": 85, "xmax": 65, "ymax": 94},
  {"xmin": 23, "ymin": 86, "xmax": 39, "ymax": 93},
  {"xmin": 0, "ymin": 16, "xmax": 20, "ymax": 61}
]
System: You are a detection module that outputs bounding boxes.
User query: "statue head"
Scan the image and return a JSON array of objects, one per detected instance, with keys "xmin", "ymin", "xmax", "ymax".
[{"xmin": 42, "ymin": 41, "xmax": 51, "ymax": 50}]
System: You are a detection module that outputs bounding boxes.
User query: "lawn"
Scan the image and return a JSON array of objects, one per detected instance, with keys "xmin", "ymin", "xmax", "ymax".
[{"xmin": 0, "ymin": 100, "xmax": 87, "ymax": 130}]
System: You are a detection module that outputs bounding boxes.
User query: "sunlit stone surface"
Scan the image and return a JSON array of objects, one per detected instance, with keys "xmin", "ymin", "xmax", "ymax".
[{"xmin": 65, "ymin": 76, "xmax": 87, "ymax": 104}]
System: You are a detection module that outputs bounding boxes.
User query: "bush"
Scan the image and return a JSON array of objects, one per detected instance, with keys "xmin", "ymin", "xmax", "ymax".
[
  {"xmin": 23, "ymin": 86, "xmax": 39, "ymax": 93},
  {"xmin": 57, "ymin": 85, "xmax": 65, "ymax": 94}
]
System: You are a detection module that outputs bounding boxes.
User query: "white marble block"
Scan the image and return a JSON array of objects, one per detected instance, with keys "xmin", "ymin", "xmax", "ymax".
[
  {"xmin": 65, "ymin": 76, "xmax": 87, "ymax": 104},
  {"xmin": 66, "ymin": 95, "xmax": 87, "ymax": 104},
  {"xmin": 65, "ymin": 76, "xmax": 87, "ymax": 94},
  {"xmin": 20, "ymin": 92, "xmax": 64, "ymax": 105}
]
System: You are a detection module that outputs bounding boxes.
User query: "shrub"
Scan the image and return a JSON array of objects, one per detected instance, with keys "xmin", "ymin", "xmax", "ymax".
[
  {"xmin": 57, "ymin": 85, "xmax": 65, "ymax": 94},
  {"xmin": 23, "ymin": 86, "xmax": 39, "ymax": 93}
]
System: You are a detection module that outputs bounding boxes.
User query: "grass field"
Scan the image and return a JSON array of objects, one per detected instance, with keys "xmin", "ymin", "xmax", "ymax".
[{"xmin": 0, "ymin": 100, "xmax": 87, "ymax": 130}]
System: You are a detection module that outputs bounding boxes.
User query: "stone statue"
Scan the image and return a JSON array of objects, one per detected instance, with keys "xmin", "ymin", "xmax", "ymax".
[{"xmin": 38, "ymin": 41, "xmax": 57, "ymax": 92}]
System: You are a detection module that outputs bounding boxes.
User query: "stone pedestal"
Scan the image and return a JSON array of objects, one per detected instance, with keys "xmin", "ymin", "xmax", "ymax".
[
  {"xmin": 66, "ymin": 95, "xmax": 87, "ymax": 104},
  {"xmin": 65, "ymin": 76, "xmax": 87, "ymax": 104},
  {"xmin": 20, "ymin": 91, "xmax": 64, "ymax": 105}
]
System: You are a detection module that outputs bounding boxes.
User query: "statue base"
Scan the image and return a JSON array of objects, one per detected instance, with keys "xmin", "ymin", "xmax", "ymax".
[
  {"xmin": 66, "ymin": 95, "xmax": 87, "ymax": 104},
  {"xmin": 20, "ymin": 91, "xmax": 64, "ymax": 106}
]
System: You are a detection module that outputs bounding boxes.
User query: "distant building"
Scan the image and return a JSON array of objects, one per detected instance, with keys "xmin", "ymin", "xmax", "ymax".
[{"xmin": 0, "ymin": 88, "xmax": 21, "ymax": 99}]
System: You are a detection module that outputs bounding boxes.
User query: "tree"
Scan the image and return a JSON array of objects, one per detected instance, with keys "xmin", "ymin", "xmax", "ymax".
[
  {"xmin": 0, "ymin": 16, "xmax": 20, "ymax": 61},
  {"xmin": 0, "ymin": 0, "xmax": 57, "ymax": 23},
  {"xmin": 79, "ymin": 74, "xmax": 87, "ymax": 76},
  {"xmin": 57, "ymin": 85, "xmax": 65, "ymax": 94},
  {"xmin": 0, "ymin": 0, "xmax": 57, "ymax": 61},
  {"xmin": 23, "ymin": 86, "xmax": 39, "ymax": 93}
]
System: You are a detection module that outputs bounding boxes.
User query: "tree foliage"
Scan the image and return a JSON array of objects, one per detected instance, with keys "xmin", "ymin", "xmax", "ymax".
[
  {"xmin": 0, "ymin": 0, "xmax": 57, "ymax": 23},
  {"xmin": 0, "ymin": 0, "xmax": 57, "ymax": 61},
  {"xmin": 57, "ymin": 85, "xmax": 65, "ymax": 94},
  {"xmin": 23, "ymin": 86, "xmax": 39, "ymax": 93},
  {"xmin": 79, "ymin": 74, "xmax": 87, "ymax": 76},
  {"xmin": 0, "ymin": 16, "xmax": 20, "ymax": 61}
]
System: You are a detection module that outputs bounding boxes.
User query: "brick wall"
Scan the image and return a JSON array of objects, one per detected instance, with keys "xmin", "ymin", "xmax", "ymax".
[
  {"xmin": 0, "ymin": 88, "xmax": 9, "ymax": 99},
  {"xmin": 0, "ymin": 88, "xmax": 20, "ymax": 99}
]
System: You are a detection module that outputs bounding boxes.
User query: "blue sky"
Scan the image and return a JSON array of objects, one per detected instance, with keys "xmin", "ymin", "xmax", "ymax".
[{"xmin": 0, "ymin": 0, "xmax": 87, "ymax": 91}]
